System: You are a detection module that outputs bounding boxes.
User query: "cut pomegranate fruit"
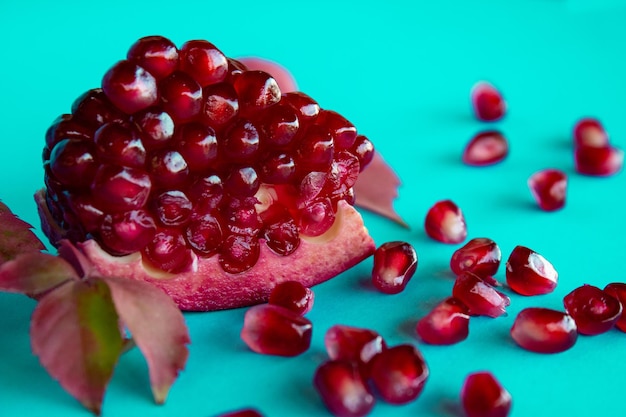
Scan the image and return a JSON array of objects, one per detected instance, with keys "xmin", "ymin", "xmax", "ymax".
[
  {"xmin": 563, "ymin": 284, "xmax": 622, "ymax": 335},
  {"xmin": 460, "ymin": 371, "xmax": 512, "ymax": 417},
  {"xmin": 371, "ymin": 241, "xmax": 417, "ymax": 294},
  {"xmin": 38, "ymin": 36, "xmax": 377, "ymax": 311},
  {"xmin": 313, "ymin": 359, "xmax": 375, "ymax": 417},
  {"xmin": 424, "ymin": 200, "xmax": 467, "ymax": 244},
  {"xmin": 470, "ymin": 81, "xmax": 506, "ymax": 122},
  {"xmin": 528, "ymin": 169, "xmax": 567, "ymax": 211},
  {"xmin": 416, "ymin": 297, "xmax": 470, "ymax": 345},
  {"xmin": 240, "ymin": 304, "xmax": 312, "ymax": 356},
  {"xmin": 324, "ymin": 325, "xmax": 387, "ymax": 377},
  {"xmin": 452, "ymin": 272, "xmax": 510, "ymax": 318},
  {"xmin": 369, "ymin": 344, "xmax": 429, "ymax": 405},
  {"xmin": 573, "ymin": 117, "xmax": 609, "ymax": 148},
  {"xmin": 510, "ymin": 307, "xmax": 577, "ymax": 353},
  {"xmin": 268, "ymin": 280, "xmax": 314, "ymax": 315},
  {"xmin": 505, "ymin": 245, "xmax": 558, "ymax": 296},
  {"xmin": 604, "ymin": 283, "xmax": 626, "ymax": 332},
  {"xmin": 450, "ymin": 237, "xmax": 501, "ymax": 280},
  {"xmin": 462, "ymin": 131, "xmax": 508, "ymax": 166}
]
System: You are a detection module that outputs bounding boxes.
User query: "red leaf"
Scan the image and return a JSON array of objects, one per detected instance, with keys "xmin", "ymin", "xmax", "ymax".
[
  {"xmin": 353, "ymin": 152, "xmax": 408, "ymax": 227},
  {"xmin": 31, "ymin": 279, "xmax": 124, "ymax": 415},
  {"xmin": 104, "ymin": 277, "xmax": 190, "ymax": 404},
  {"xmin": 0, "ymin": 252, "xmax": 78, "ymax": 296},
  {"xmin": 0, "ymin": 200, "xmax": 45, "ymax": 265}
]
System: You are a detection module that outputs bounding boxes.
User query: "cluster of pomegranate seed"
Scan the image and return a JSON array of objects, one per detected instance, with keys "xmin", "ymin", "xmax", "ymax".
[{"xmin": 42, "ymin": 35, "xmax": 374, "ymax": 274}]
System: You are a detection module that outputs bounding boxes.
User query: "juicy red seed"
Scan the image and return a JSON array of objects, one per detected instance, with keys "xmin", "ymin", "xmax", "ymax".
[
  {"xmin": 240, "ymin": 304, "xmax": 312, "ymax": 356},
  {"xmin": 101, "ymin": 60, "xmax": 158, "ymax": 114},
  {"xmin": 149, "ymin": 149, "xmax": 189, "ymax": 187},
  {"xmin": 416, "ymin": 297, "xmax": 470, "ymax": 345},
  {"xmin": 189, "ymin": 174, "xmax": 224, "ymax": 210},
  {"xmin": 563, "ymin": 284, "xmax": 623, "ymax": 335},
  {"xmin": 49, "ymin": 139, "xmax": 98, "ymax": 188},
  {"xmin": 268, "ymin": 281, "xmax": 314, "ymax": 315},
  {"xmin": 462, "ymin": 130, "xmax": 508, "ymax": 166},
  {"xmin": 298, "ymin": 197, "xmax": 336, "ymax": 237},
  {"xmin": 574, "ymin": 145, "xmax": 624, "ymax": 176},
  {"xmin": 132, "ymin": 109, "xmax": 175, "ymax": 149},
  {"xmin": 223, "ymin": 120, "xmax": 260, "ymax": 162},
  {"xmin": 371, "ymin": 241, "xmax": 418, "ymax": 294},
  {"xmin": 282, "ymin": 91, "xmax": 320, "ymax": 125},
  {"xmin": 528, "ymin": 169, "xmax": 567, "ymax": 211},
  {"xmin": 90, "ymin": 164, "xmax": 152, "ymax": 212},
  {"xmin": 298, "ymin": 171, "xmax": 328, "ymax": 203},
  {"xmin": 99, "ymin": 209, "xmax": 156, "ymax": 255},
  {"xmin": 350, "ymin": 135, "xmax": 374, "ymax": 171},
  {"xmin": 510, "ymin": 307, "xmax": 578, "ymax": 353},
  {"xmin": 450, "ymin": 237, "xmax": 501, "ymax": 279},
  {"xmin": 94, "ymin": 122, "xmax": 146, "ymax": 168},
  {"xmin": 297, "ymin": 125, "xmax": 335, "ymax": 171},
  {"xmin": 71, "ymin": 89, "xmax": 125, "ymax": 128},
  {"xmin": 260, "ymin": 205, "xmax": 300, "ymax": 256},
  {"xmin": 175, "ymin": 122, "xmax": 218, "ymax": 172},
  {"xmin": 142, "ymin": 227, "xmax": 194, "ymax": 273},
  {"xmin": 153, "ymin": 190, "xmax": 192, "ymax": 226},
  {"xmin": 223, "ymin": 200, "xmax": 262, "ymax": 236},
  {"xmin": 201, "ymin": 82, "xmax": 239, "ymax": 127},
  {"xmin": 233, "ymin": 70, "xmax": 281, "ymax": 115},
  {"xmin": 219, "ymin": 234, "xmax": 260, "ymax": 274},
  {"xmin": 313, "ymin": 360, "xmax": 375, "ymax": 417},
  {"xmin": 332, "ymin": 151, "xmax": 361, "ymax": 190},
  {"xmin": 317, "ymin": 109, "xmax": 357, "ymax": 149},
  {"xmin": 216, "ymin": 408, "xmax": 264, "ymax": 417},
  {"xmin": 179, "ymin": 40, "xmax": 228, "ymax": 87},
  {"xmin": 45, "ymin": 114, "xmax": 93, "ymax": 150},
  {"xmin": 369, "ymin": 344, "xmax": 429, "ymax": 405},
  {"xmin": 259, "ymin": 152, "xmax": 297, "ymax": 184},
  {"xmin": 159, "ymin": 71, "xmax": 203, "ymax": 121},
  {"xmin": 573, "ymin": 117, "xmax": 609, "ymax": 148},
  {"xmin": 604, "ymin": 283, "xmax": 626, "ymax": 332},
  {"xmin": 185, "ymin": 213, "xmax": 223, "ymax": 256},
  {"xmin": 261, "ymin": 103, "xmax": 299, "ymax": 147},
  {"xmin": 224, "ymin": 167, "xmax": 260, "ymax": 197},
  {"xmin": 66, "ymin": 193, "xmax": 104, "ymax": 232},
  {"xmin": 471, "ymin": 81, "xmax": 506, "ymax": 121},
  {"xmin": 452, "ymin": 272, "xmax": 510, "ymax": 318},
  {"xmin": 424, "ymin": 199, "xmax": 467, "ymax": 244},
  {"xmin": 127, "ymin": 35, "xmax": 179, "ymax": 80},
  {"xmin": 461, "ymin": 372, "xmax": 512, "ymax": 417},
  {"xmin": 324, "ymin": 325, "xmax": 387, "ymax": 376},
  {"xmin": 505, "ymin": 245, "xmax": 558, "ymax": 296}
]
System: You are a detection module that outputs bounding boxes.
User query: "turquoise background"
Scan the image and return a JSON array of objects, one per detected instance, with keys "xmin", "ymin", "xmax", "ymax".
[{"xmin": 1, "ymin": 1, "xmax": 625, "ymax": 416}]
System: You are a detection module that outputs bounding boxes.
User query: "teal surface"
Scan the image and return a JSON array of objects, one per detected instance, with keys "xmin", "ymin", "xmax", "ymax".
[{"xmin": 1, "ymin": 1, "xmax": 625, "ymax": 416}]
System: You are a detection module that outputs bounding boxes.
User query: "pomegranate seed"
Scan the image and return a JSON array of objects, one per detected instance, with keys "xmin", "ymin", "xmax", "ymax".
[
  {"xmin": 470, "ymin": 81, "xmax": 506, "ymax": 121},
  {"xmin": 369, "ymin": 344, "xmax": 429, "ymax": 405},
  {"xmin": 450, "ymin": 237, "xmax": 501, "ymax": 279},
  {"xmin": 149, "ymin": 149, "xmax": 190, "ymax": 188},
  {"xmin": 219, "ymin": 234, "xmax": 260, "ymax": 274},
  {"xmin": 94, "ymin": 122, "xmax": 146, "ymax": 168},
  {"xmin": 317, "ymin": 110, "xmax": 357, "ymax": 149},
  {"xmin": 71, "ymin": 89, "xmax": 125, "ymax": 128},
  {"xmin": 260, "ymin": 205, "xmax": 300, "ymax": 256},
  {"xmin": 216, "ymin": 409, "xmax": 264, "ymax": 417},
  {"xmin": 258, "ymin": 152, "xmax": 297, "ymax": 184},
  {"xmin": 179, "ymin": 40, "xmax": 228, "ymax": 87},
  {"xmin": 65, "ymin": 193, "xmax": 104, "ymax": 232},
  {"xmin": 260, "ymin": 103, "xmax": 299, "ymax": 147},
  {"xmin": 460, "ymin": 371, "xmax": 512, "ymax": 417},
  {"xmin": 233, "ymin": 70, "xmax": 281, "ymax": 114},
  {"xmin": 575, "ymin": 145, "xmax": 624, "ymax": 176},
  {"xmin": 127, "ymin": 35, "xmax": 179, "ymax": 80},
  {"xmin": 563, "ymin": 284, "xmax": 622, "ymax": 335},
  {"xmin": 159, "ymin": 71, "xmax": 203, "ymax": 122},
  {"xmin": 528, "ymin": 169, "xmax": 567, "ymax": 211},
  {"xmin": 45, "ymin": 114, "xmax": 93, "ymax": 150},
  {"xmin": 298, "ymin": 197, "xmax": 336, "ymax": 237},
  {"xmin": 505, "ymin": 245, "xmax": 558, "ymax": 296},
  {"xmin": 222, "ymin": 120, "xmax": 261, "ymax": 162},
  {"xmin": 99, "ymin": 209, "xmax": 156, "ymax": 255},
  {"xmin": 133, "ymin": 108, "xmax": 175, "ymax": 149},
  {"xmin": 604, "ymin": 283, "xmax": 626, "ymax": 332},
  {"xmin": 90, "ymin": 164, "xmax": 152, "ymax": 212},
  {"xmin": 101, "ymin": 60, "xmax": 158, "ymax": 114},
  {"xmin": 416, "ymin": 297, "xmax": 470, "ymax": 345},
  {"xmin": 573, "ymin": 117, "xmax": 609, "ymax": 148},
  {"xmin": 184, "ymin": 212, "xmax": 223, "ymax": 256},
  {"xmin": 313, "ymin": 359, "xmax": 375, "ymax": 417},
  {"xmin": 462, "ymin": 131, "xmax": 508, "ymax": 166},
  {"xmin": 297, "ymin": 124, "xmax": 335, "ymax": 172},
  {"xmin": 240, "ymin": 304, "xmax": 312, "ymax": 356},
  {"xmin": 371, "ymin": 241, "xmax": 418, "ymax": 294},
  {"xmin": 350, "ymin": 135, "xmax": 374, "ymax": 171},
  {"xmin": 510, "ymin": 307, "xmax": 578, "ymax": 353},
  {"xmin": 174, "ymin": 122, "xmax": 218, "ymax": 172},
  {"xmin": 49, "ymin": 139, "xmax": 98, "ymax": 187},
  {"xmin": 142, "ymin": 227, "xmax": 194, "ymax": 273},
  {"xmin": 201, "ymin": 82, "xmax": 239, "ymax": 127},
  {"xmin": 268, "ymin": 281, "xmax": 314, "ymax": 315},
  {"xmin": 324, "ymin": 325, "xmax": 387, "ymax": 376},
  {"xmin": 282, "ymin": 91, "xmax": 320, "ymax": 124},
  {"xmin": 153, "ymin": 190, "xmax": 192, "ymax": 227},
  {"xmin": 424, "ymin": 200, "xmax": 467, "ymax": 244},
  {"xmin": 452, "ymin": 272, "xmax": 510, "ymax": 318}
]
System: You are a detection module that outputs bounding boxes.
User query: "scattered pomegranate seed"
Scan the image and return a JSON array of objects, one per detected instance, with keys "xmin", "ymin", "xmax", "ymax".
[
  {"xmin": 528, "ymin": 169, "xmax": 567, "ymax": 211},
  {"xmin": 216, "ymin": 408, "xmax": 264, "ymax": 417},
  {"xmin": 369, "ymin": 344, "xmax": 429, "ymax": 405},
  {"xmin": 240, "ymin": 304, "xmax": 312, "ymax": 356},
  {"xmin": 573, "ymin": 117, "xmax": 609, "ymax": 148},
  {"xmin": 324, "ymin": 325, "xmax": 387, "ymax": 377},
  {"xmin": 371, "ymin": 241, "xmax": 418, "ymax": 294},
  {"xmin": 510, "ymin": 307, "xmax": 578, "ymax": 353},
  {"xmin": 313, "ymin": 359, "xmax": 375, "ymax": 417},
  {"xmin": 450, "ymin": 237, "xmax": 501, "ymax": 280},
  {"xmin": 424, "ymin": 200, "xmax": 467, "ymax": 244},
  {"xmin": 462, "ymin": 131, "xmax": 509, "ymax": 166},
  {"xmin": 505, "ymin": 245, "xmax": 558, "ymax": 296},
  {"xmin": 563, "ymin": 284, "xmax": 623, "ymax": 335},
  {"xmin": 470, "ymin": 81, "xmax": 506, "ymax": 121},
  {"xmin": 574, "ymin": 144, "xmax": 624, "ymax": 176},
  {"xmin": 460, "ymin": 371, "xmax": 512, "ymax": 417},
  {"xmin": 268, "ymin": 281, "xmax": 314, "ymax": 315},
  {"xmin": 452, "ymin": 272, "xmax": 510, "ymax": 317},
  {"xmin": 604, "ymin": 283, "xmax": 626, "ymax": 332},
  {"xmin": 416, "ymin": 297, "xmax": 470, "ymax": 345}
]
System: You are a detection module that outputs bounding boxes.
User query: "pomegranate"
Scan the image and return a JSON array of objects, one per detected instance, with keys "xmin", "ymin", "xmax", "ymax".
[
  {"xmin": 416, "ymin": 297, "xmax": 470, "ymax": 345},
  {"xmin": 462, "ymin": 131, "xmax": 508, "ymax": 166},
  {"xmin": 313, "ymin": 359, "xmax": 375, "ymax": 417},
  {"xmin": 424, "ymin": 200, "xmax": 467, "ymax": 244},
  {"xmin": 527, "ymin": 169, "xmax": 567, "ymax": 211},
  {"xmin": 470, "ymin": 81, "xmax": 506, "ymax": 121},
  {"xmin": 510, "ymin": 307, "xmax": 577, "ymax": 353},
  {"xmin": 450, "ymin": 237, "xmax": 501, "ymax": 280},
  {"xmin": 38, "ymin": 36, "xmax": 377, "ymax": 311},
  {"xmin": 505, "ymin": 245, "xmax": 558, "ymax": 296},
  {"xmin": 371, "ymin": 241, "xmax": 417, "ymax": 294},
  {"xmin": 563, "ymin": 284, "xmax": 622, "ymax": 335},
  {"xmin": 460, "ymin": 371, "xmax": 512, "ymax": 417}
]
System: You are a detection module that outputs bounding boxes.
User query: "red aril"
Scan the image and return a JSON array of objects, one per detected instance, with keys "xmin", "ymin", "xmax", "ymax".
[
  {"xmin": 268, "ymin": 280, "xmax": 314, "ymax": 315},
  {"xmin": 528, "ymin": 169, "xmax": 567, "ymax": 211},
  {"xmin": 416, "ymin": 297, "xmax": 470, "ymax": 345},
  {"xmin": 236, "ymin": 57, "xmax": 298, "ymax": 93},
  {"xmin": 573, "ymin": 117, "xmax": 609, "ymax": 148},
  {"xmin": 462, "ymin": 131, "xmax": 508, "ymax": 166},
  {"xmin": 369, "ymin": 344, "xmax": 429, "ymax": 405},
  {"xmin": 563, "ymin": 284, "xmax": 622, "ymax": 335},
  {"xmin": 450, "ymin": 237, "xmax": 501, "ymax": 280},
  {"xmin": 424, "ymin": 200, "xmax": 467, "ymax": 244},
  {"xmin": 216, "ymin": 408, "xmax": 264, "ymax": 417},
  {"xmin": 575, "ymin": 145, "xmax": 624, "ymax": 176},
  {"xmin": 240, "ymin": 304, "xmax": 312, "ymax": 356},
  {"xmin": 313, "ymin": 359, "xmax": 375, "ymax": 417},
  {"xmin": 505, "ymin": 245, "xmax": 558, "ymax": 296},
  {"xmin": 452, "ymin": 272, "xmax": 510, "ymax": 318},
  {"xmin": 460, "ymin": 371, "xmax": 512, "ymax": 417},
  {"xmin": 324, "ymin": 325, "xmax": 387, "ymax": 377},
  {"xmin": 371, "ymin": 241, "xmax": 417, "ymax": 294},
  {"xmin": 470, "ymin": 81, "xmax": 506, "ymax": 121},
  {"xmin": 604, "ymin": 283, "xmax": 626, "ymax": 332},
  {"xmin": 510, "ymin": 307, "xmax": 577, "ymax": 353}
]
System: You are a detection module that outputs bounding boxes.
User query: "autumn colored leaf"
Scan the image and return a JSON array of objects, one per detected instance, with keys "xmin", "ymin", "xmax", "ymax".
[
  {"xmin": 31, "ymin": 278, "xmax": 124, "ymax": 416},
  {"xmin": 0, "ymin": 200, "xmax": 45, "ymax": 265},
  {"xmin": 0, "ymin": 252, "xmax": 78, "ymax": 296}
]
